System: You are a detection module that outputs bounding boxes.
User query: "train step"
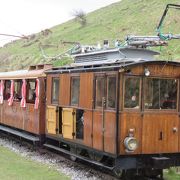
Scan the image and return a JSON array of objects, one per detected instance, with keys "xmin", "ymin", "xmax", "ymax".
[{"xmin": 0, "ymin": 124, "xmax": 40, "ymax": 144}]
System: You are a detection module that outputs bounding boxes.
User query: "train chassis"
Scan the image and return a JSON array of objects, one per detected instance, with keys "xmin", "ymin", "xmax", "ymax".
[{"xmin": 44, "ymin": 136, "xmax": 180, "ymax": 179}]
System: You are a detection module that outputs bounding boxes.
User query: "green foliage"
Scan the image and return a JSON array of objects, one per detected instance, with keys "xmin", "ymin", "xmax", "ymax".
[
  {"xmin": 0, "ymin": 146, "xmax": 69, "ymax": 180},
  {"xmin": 0, "ymin": 0, "xmax": 179, "ymax": 71}
]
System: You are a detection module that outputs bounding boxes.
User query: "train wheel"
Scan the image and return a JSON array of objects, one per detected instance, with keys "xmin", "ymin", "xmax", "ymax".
[
  {"xmin": 143, "ymin": 168, "xmax": 163, "ymax": 179},
  {"xmin": 70, "ymin": 147, "xmax": 77, "ymax": 162},
  {"xmin": 88, "ymin": 151, "xmax": 104, "ymax": 162},
  {"xmin": 70, "ymin": 155, "xmax": 77, "ymax": 162},
  {"xmin": 113, "ymin": 167, "xmax": 125, "ymax": 179}
]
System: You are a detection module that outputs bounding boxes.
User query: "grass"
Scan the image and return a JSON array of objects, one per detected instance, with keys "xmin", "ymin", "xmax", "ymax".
[
  {"xmin": 1, "ymin": 145, "xmax": 180, "ymax": 180},
  {"xmin": 164, "ymin": 168, "xmax": 180, "ymax": 180},
  {"xmin": 0, "ymin": 145, "xmax": 69, "ymax": 180},
  {"xmin": 0, "ymin": 0, "xmax": 179, "ymax": 71}
]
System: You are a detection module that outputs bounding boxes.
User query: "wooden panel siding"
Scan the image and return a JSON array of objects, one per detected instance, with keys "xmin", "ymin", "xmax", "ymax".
[
  {"xmin": 38, "ymin": 78, "xmax": 46, "ymax": 134},
  {"xmin": 119, "ymin": 112, "xmax": 142, "ymax": 155},
  {"xmin": 104, "ymin": 111, "xmax": 116, "ymax": 154},
  {"xmin": 59, "ymin": 74, "xmax": 70, "ymax": 106},
  {"xmin": 93, "ymin": 111, "xmax": 103, "ymax": 151},
  {"xmin": 0, "ymin": 78, "xmax": 46, "ymax": 135},
  {"xmin": 83, "ymin": 110, "xmax": 93, "ymax": 147},
  {"xmin": 46, "ymin": 76, "xmax": 52, "ymax": 106},
  {"xmin": 3, "ymin": 101, "xmax": 23, "ymax": 130},
  {"xmin": 79, "ymin": 73, "xmax": 94, "ymax": 109},
  {"xmin": 142, "ymin": 113, "xmax": 179, "ymax": 154},
  {"xmin": 24, "ymin": 103, "xmax": 39, "ymax": 134}
]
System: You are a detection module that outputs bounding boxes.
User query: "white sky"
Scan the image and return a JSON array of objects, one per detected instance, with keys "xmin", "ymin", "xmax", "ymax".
[{"xmin": 0, "ymin": 0, "xmax": 120, "ymax": 46}]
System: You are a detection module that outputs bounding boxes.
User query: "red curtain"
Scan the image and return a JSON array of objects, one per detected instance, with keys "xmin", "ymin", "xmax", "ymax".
[
  {"xmin": 20, "ymin": 79, "xmax": 26, "ymax": 108},
  {"xmin": 34, "ymin": 79, "xmax": 39, "ymax": 109},
  {"xmin": 0, "ymin": 80, "xmax": 4, "ymax": 104},
  {"xmin": 8, "ymin": 80, "xmax": 14, "ymax": 106}
]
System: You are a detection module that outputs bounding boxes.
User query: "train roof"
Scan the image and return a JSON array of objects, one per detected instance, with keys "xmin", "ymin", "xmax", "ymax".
[
  {"xmin": 46, "ymin": 59, "xmax": 180, "ymax": 74},
  {"xmin": 0, "ymin": 64, "xmax": 52, "ymax": 80},
  {"xmin": 46, "ymin": 47, "xmax": 180, "ymax": 74}
]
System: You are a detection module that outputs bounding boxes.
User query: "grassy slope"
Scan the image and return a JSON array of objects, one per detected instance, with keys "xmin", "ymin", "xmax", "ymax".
[
  {"xmin": 0, "ymin": 146, "xmax": 69, "ymax": 180},
  {"xmin": 0, "ymin": 0, "xmax": 179, "ymax": 71}
]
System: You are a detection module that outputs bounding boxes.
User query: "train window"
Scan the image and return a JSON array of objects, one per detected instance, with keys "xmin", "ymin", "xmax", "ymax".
[
  {"xmin": 71, "ymin": 77, "xmax": 80, "ymax": 106},
  {"xmin": 95, "ymin": 76, "xmax": 106, "ymax": 108},
  {"xmin": 144, "ymin": 78, "xmax": 177, "ymax": 110},
  {"xmin": 107, "ymin": 76, "xmax": 116, "ymax": 108},
  {"xmin": 4, "ymin": 80, "xmax": 11, "ymax": 100},
  {"xmin": 51, "ymin": 78, "xmax": 59, "ymax": 104},
  {"xmin": 27, "ymin": 79, "xmax": 36, "ymax": 103},
  {"xmin": 124, "ymin": 77, "xmax": 140, "ymax": 109},
  {"xmin": 14, "ymin": 80, "xmax": 22, "ymax": 101}
]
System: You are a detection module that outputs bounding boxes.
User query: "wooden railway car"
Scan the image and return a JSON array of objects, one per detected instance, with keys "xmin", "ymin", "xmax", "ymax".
[
  {"xmin": 44, "ymin": 47, "xmax": 180, "ymax": 178},
  {"xmin": 0, "ymin": 64, "xmax": 52, "ymax": 144}
]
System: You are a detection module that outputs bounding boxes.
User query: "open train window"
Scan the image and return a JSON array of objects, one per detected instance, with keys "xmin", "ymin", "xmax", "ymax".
[
  {"xmin": 51, "ymin": 78, "xmax": 59, "ymax": 104},
  {"xmin": 4, "ymin": 80, "xmax": 11, "ymax": 100},
  {"xmin": 14, "ymin": 80, "xmax": 22, "ymax": 101},
  {"xmin": 26, "ymin": 79, "xmax": 36, "ymax": 103},
  {"xmin": 71, "ymin": 77, "xmax": 80, "ymax": 106},
  {"xmin": 124, "ymin": 76, "xmax": 140, "ymax": 109},
  {"xmin": 95, "ymin": 76, "xmax": 106, "ymax": 108},
  {"xmin": 144, "ymin": 78, "xmax": 178, "ymax": 110}
]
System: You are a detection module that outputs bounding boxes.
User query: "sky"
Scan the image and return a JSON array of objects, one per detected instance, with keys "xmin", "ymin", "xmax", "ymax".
[{"xmin": 0, "ymin": 0, "xmax": 120, "ymax": 46}]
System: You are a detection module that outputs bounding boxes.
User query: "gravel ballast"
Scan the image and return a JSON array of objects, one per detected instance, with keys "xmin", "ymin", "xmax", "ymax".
[{"xmin": 0, "ymin": 136, "xmax": 116, "ymax": 180}]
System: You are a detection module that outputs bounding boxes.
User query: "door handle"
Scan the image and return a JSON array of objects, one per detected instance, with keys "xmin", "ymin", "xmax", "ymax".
[
  {"xmin": 159, "ymin": 131, "xmax": 163, "ymax": 141},
  {"xmin": 173, "ymin": 127, "xmax": 178, "ymax": 133}
]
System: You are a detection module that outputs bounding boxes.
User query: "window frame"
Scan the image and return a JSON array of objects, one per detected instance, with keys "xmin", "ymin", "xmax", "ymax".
[
  {"xmin": 13, "ymin": 79, "xmax": 22, "ymax": 102},
  {"xmin": 94, "ymin": 73, "xmax": 117, "ymax": 110},
  {"xmin": 95, "ymin": 74, "xmax": 106, "ymax": 109},
  {"xmin": 4, "ymin": 80, "xmax": 11, "ymax": 101},
  {"xmin": 51, "ymin": 77, "xmax": 60, "ymax": 105},
  {"xmin": 143, "ymin": 77, "xmax": 179, "ymax": 112},
  {"xmin": 26, "ymin": 79, "xmax": 36, "ymax": 104},
  {"xmin": 123, "ymin": 75, "xmax": 141, "ymax": 110},
  {"xmin": 70, "ymin": 75, "xmax": 80, "ymax": 106},
  {"xmin": 106, "ymin": 75, "xmax": 117, "ymax": 110}
]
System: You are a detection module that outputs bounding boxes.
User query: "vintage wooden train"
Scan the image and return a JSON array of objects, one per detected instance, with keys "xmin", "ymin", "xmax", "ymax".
[
  {"xmin": 0, "ymin": 46, "xmax": 180, "ymax": 179},
  {"xmin": 0, "ymin": 3, "xmax": 179, "ymax": 178}
]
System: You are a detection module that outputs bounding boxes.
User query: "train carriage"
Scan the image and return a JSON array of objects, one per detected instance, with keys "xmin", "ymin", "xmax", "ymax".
[
  {"xmin": 44, "ymin": 47, "xmax": 180, "ymax": 178},
  {"xmin": 0, "ymin": 64, "xmax": 52, "ymax": 144}
]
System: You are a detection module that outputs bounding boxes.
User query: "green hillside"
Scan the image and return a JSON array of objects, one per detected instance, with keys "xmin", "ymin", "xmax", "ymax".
[{"xmin": 0, "ymin": 0, "xmax": 179, "ymax": 71}]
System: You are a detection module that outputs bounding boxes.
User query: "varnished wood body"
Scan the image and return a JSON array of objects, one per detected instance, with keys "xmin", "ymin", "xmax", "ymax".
[
  {"xmin": 0, "ymin": 77, "xmax": 46, "ymax": 135},
  {"xmin": 119, "ymin": 63, "xmax": 180, "ymax": 155},
  {"xmin": 46, "ymin": 62, "xmax": 180, "ymax": 157}
]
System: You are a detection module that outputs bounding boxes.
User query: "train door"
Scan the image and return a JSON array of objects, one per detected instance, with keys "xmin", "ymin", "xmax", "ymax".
[
  {"xmin": 142, "ymin": 77, "xmax": 179, "ymax": 154},
  {"xmin": 93, "ymin": 73, "xmax": 117, "ymax": 154},
  {"xmin": 119, "ymin": 76, "xmax": 142, "ymax": 155},
  {"xmin": 62, "ymin": 108, "xmax": 76, "ymax": 139},
  {"xmin": 46, "ymin": 106, "xmax": 58, "ymax": 134},
  {"xmin": 46, "ymin": 76, "xmax": 60, "ymax": 135}
]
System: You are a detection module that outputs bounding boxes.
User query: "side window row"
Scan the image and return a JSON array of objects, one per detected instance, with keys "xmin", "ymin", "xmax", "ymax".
[
  {"xmin": 51, "ymin": 75, "xmax": 178, "ymax": 110},
  {"xmin": 51, "ymin": 75, "xmax": 117, "ymax": 109},
  {"xmin": 3, "ymin": 79, "xmax": 36, "ymax": 103},
  {"xmin": 124, "ymin": 76, "xmax": 178, "ymax": 110}
]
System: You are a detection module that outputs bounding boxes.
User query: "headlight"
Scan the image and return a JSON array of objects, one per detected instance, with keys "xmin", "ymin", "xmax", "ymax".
[{"xmin": 124, "ymin": 137, "xmax": 138, "ymax": 151}]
